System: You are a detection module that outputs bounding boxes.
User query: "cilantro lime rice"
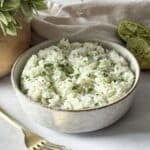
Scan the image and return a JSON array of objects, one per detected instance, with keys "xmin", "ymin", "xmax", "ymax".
[{"xmin": 20, "ymin": 39, "xmax": 134, "ymax": 110}]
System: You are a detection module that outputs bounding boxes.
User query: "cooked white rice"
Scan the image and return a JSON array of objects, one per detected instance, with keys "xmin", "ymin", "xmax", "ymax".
[{"xmin": 20, "ymin": 39, "xmax": 134, "ymax": 110}]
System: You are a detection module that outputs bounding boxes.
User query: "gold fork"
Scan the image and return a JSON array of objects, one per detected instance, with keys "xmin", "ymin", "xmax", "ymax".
[{"xmin": 0, "ymin": 107, "xmax": 67, "ymax": 150}]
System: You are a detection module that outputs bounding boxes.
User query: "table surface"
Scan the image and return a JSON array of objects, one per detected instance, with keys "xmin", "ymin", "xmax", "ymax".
[{"xmin": 0, "ymin": 72, "xmax": 150, "ymax": 150}]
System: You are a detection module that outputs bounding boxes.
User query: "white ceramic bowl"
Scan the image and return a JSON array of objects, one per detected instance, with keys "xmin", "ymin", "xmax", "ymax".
[{"xmin": 11, "ymin": 39, "xmax": 140, "ymax": 133}]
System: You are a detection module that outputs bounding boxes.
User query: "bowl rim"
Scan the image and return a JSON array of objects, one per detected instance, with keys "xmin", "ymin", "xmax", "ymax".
[{"xmin": 11, "ymin": 39, "xmax": 140, "ymax": 112}]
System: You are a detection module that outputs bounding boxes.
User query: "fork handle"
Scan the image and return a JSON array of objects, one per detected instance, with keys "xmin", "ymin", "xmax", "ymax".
[{"xmin": 0, "ymin": 107, "xmax": 23, "ymax": 130}]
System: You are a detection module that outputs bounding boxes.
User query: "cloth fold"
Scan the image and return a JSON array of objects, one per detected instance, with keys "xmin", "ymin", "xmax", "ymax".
[{"xmin": 31, "ymin": 0, "xmax": 150, "ymax": 45}]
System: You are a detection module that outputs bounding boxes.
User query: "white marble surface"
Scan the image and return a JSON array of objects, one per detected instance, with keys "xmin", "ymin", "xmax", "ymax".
[{"xmin": 0, "ymin": 71, "xmax": 150, "ymax": 150}]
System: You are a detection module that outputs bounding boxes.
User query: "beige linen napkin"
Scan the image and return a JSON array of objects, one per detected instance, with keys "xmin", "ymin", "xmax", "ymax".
[{"xmin": 31, "ymin": 0, "xmax": 150, "ymax": 45}]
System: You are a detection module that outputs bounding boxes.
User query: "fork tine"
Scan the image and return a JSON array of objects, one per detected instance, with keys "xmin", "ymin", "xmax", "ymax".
[
  {"xmin": 42, "ymin": 146, "xmax": 56, "ymax": 150},
  {"xmin": 39, "ymin": 147, "xmax": 53, "ymax": 150},
  {"xmin": 31, "ymin": 144, "xmax": 46, "ymax": 150},
  {"xmin": 37, "ymin": 144, "xmax": 58, "ymax": 150},
  {"xmin": 43, "ymin": 144, "xmax": 61, "ymax": 150},
  {"xmin": 43, "ymin": 144, "xmax": 63, "ymax": 150},
  {"xmin": 42, "ymin": 141, "xmax": 66, "ymax": 149},
  {"xmin": 31, "ymin": 145, "xmax": 49, "ymax": 150},
  {"xmin": 31, "ymin": 146, "xmax": 41, "ymax": 150},
  {"xmin": 44, "ymin": 142, "xmax": 66, "ymax": 150}
]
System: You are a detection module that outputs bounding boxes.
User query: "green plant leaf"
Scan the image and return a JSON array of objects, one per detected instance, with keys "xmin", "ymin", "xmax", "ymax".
[
  {"xmin": 20, "ymin": 1, "xmax": 34, "ymax": 21},
  {"xmin": 4, "ymin": 12, "xmax": 12, "ymax": 23},
  {"xmin": 0, "ymin": 0, "xmax": 5, "ymax": 8},
  {"xmin": 0, "ymin": 0, "xmax": 47, "ymax": 36},
  {"xmin": 0, "ymin": 21, "xmax": 6, "ymax": 35},
  {"xmin": 5, "ymin": 23, "xmax": 17, "ymax": 36},
  {"xmin": 0, "ymin": 11, "xmax": 8, "ymax": 25},
  {"xmin": 32, "ymin": 0, "xmax": 47, "ymax": 10},
  {"xmin": 0, "ymin": 0, "xmax": 20, "ymax": 11}
]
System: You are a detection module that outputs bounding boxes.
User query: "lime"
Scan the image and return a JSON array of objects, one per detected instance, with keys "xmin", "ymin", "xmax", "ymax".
[
  {"xmin": 117, "ymin": 20, "xmax": 150, "ymax": 44},
  {"xmin": 127, "ymin": 37, "xmax": 150, "ymax": 69}
]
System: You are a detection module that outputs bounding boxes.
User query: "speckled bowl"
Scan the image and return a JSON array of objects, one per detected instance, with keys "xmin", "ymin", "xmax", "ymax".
[{"xmin": 11, "ymin": 39, "xmax": 140, "ymax": 133}]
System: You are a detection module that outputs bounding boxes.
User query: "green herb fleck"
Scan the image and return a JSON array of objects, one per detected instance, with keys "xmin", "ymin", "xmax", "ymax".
[
  {"xmin": 44, "ymin": 63, "xmax": 53, "ymax": 70},
  {"xmin": 58, "ymin": 63, "xmax": 74, "ymax": 76}
]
